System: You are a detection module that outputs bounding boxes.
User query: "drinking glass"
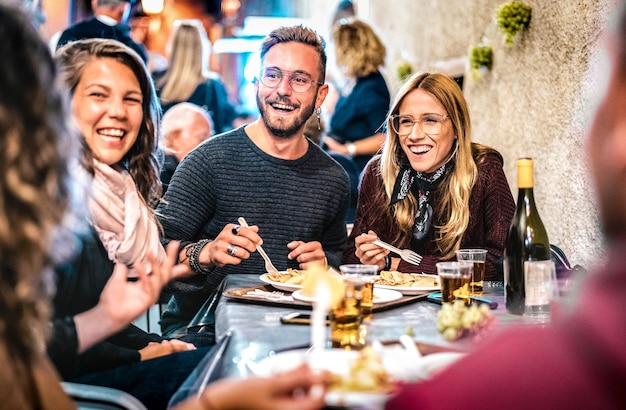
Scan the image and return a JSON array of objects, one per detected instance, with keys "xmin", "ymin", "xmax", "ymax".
[
  {"xmin": 339, "ymin": 264, "xmax": 378, "ymax": 321},
  {"xmin": 329, "ymin": 275, "xmax": 365, "ymax": 350},
  {"xmin": 524, "ymin": 260, "xmax": 557, "ymax": 322},
  {"xmin": 455, "ymin": 249, "xmax": 487, "ymax": 297},
  {"xmin": 436, "ymin": 261, "xmax": 472, "ymax": 304}
]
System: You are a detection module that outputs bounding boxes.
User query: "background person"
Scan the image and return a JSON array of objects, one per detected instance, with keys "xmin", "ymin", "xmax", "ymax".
[
  {"xmin": 157, "ymin": 25, "xmax": 350, "ymax": 338},
  {"xmin": 154, "ymin": 19, "xmax": 235, "ymax": 134},
  {"xmin": 346, "ymin": 72, "xmax": 515, "ymax": 279},
  {"xmin": 323, "ymin": 18, "xmax": 390, "ymax": 222},
  {"xmin": 55, "ymin": 0, "xmax": 147, "ymax": 63},
  {"xmin": 161, "ymin": 102, "xmax": 214, "ymax": 193}
]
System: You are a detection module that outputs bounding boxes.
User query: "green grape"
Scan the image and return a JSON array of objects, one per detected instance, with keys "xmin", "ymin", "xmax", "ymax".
[{"xmin": 437, "ymin": 300, "xmax": 495, "ymax": 342}]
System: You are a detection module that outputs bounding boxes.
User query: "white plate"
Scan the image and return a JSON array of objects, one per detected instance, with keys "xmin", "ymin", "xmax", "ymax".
[
  {"xmin": 254, "ymin": 348, "xmax": 465, "ymax": 408},
  {"xmin": 259, "ymin": 272, "xmax": 303, "ymax": 292},
  {"xmin": 292, "ymin": 288, "xmax": 403, "ymax": 304},
  {"xmin": 374, "ymin": 274, "xmax": 440, "ymax": 295},
  {"xmin": 255, "ymin": 349, "xmax": 391, "ymax": 408}
]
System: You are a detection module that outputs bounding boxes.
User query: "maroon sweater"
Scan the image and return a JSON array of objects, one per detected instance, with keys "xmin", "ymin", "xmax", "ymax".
[{"xmin": 344, "ymin": 149, "xmax": 515, "ymax": 279}]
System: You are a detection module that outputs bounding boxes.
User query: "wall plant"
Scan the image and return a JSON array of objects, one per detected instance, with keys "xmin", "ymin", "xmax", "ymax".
[
  {"xmin": 495, "ymin": 1, "xmax": 532, "ymax": 45},
  {"xmin": 396, "ymin": 61, "xmax": 413, "ymax": 81},
  {"xmin": 468, "ymin": 43, "xmax": 494, "ymax": 80}
]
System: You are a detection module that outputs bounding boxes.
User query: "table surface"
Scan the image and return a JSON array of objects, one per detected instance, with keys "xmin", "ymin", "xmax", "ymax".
[{"xmin": 213, "ymin": 274, "xmax": 528, "ymax": 379}]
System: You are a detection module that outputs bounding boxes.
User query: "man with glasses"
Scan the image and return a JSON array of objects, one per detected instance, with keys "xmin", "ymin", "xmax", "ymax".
[{"xmin": 156, "ymin": 25, "xmax": 350, "ymax": 338}]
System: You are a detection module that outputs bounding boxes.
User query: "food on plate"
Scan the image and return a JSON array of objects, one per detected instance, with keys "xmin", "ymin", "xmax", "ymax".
[
  {"xmin": 266, "ymin": 268, "xmax": 306, "ymax": 284},
  {"xmin": 376, "ymin": 270, "xmax": 440, "ymax": 288},
  {"xmin": 437, "ymin": 300, "xmax": 495, "ymax": 341},
  {"xmin": 329, "ymin": 346, "xmax": 397, "ymax": 394},
  {"xmin": 301, "ymin": 265, "xmax": 344, "ymax": 306}
]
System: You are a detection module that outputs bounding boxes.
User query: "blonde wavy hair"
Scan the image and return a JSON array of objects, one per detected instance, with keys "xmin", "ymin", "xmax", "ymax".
[
  {"xmin": 0, "ymin": 2, "xmax": 73, "ymax": 362},
  {"xmin": 333, "ymin": 18, "xmax": 386, "ymax": 78},
  {"xmin": 380, "ymin": 72, "xmax": 487, "ymax": 259},
  {"xmin": 158, "ymin": 19, "xmax": 212, "ymax": 104}
]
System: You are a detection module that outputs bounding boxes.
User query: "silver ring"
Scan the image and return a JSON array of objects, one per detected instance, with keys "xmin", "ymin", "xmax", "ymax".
[
  {"xmin": 227, "ymin": 244, "xmax": 237, "ymax": 256},
  {"xmin": 232, "ymin": 224, "xmax": 240, "ymax": 235}
]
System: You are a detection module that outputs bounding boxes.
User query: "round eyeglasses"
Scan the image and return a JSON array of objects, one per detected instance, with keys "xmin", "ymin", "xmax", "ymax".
[
  {"xmin": 390, "ymin": 113, "xmax": 449, "ymax": 136},
  {"xmin": 258, "ymin": 68, "xmax": 323, "ymax": 93}
]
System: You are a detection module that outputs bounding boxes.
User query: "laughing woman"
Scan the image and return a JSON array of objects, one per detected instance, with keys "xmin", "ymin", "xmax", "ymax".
[
  {"xmin": 51, "ymin": 38, "xmax": 214, "ymax": 409},
  {"xmin": 344, "ymin": 72, "xmax": 515, "ymax": 279}
]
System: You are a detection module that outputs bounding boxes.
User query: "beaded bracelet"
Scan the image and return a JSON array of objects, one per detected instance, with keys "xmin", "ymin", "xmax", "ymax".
[{"xmin": 186, "ymin": 239, "xmax": 213, "ymax": 275}]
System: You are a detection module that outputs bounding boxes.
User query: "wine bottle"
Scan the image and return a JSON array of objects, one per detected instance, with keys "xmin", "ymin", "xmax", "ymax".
[{"xmin": 504, "ymin": 158, "xmax": 551, "ymax": 315}]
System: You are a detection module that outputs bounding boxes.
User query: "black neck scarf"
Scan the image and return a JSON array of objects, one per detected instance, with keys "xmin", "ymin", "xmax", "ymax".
[{"xmin": 390, "ymin": 154, "xmax": 455, "ymax": 240}]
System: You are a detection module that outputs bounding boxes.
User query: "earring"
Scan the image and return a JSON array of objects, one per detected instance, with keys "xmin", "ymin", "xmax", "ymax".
[{"xmin": 316, "ymin": 107, "xmax": 322, "ymax": 131}]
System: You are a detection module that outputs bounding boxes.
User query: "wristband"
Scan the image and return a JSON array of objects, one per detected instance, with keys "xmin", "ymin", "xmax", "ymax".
[
  {"xmin": 382, "ymin": 254, "xmax": 392, "ymax": 271},
  {"xmin": 187, "ymin": 239, "xmax": 213, "ymax": 275}
]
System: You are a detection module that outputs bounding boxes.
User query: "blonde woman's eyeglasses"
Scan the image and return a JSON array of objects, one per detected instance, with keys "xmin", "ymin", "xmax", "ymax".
[{"xmin": 390, "ymin": 113, "xmax": 449, "ymax": 136}]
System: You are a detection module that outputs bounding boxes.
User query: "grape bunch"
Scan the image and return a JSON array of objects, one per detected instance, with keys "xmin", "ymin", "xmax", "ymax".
[
  {"xmin": 495, "ymin": 1, "xmax": 532, "ymax": 45},
  {"xmin": 436, "ymin": 300, "xmax": 495, "ymax": 342}
]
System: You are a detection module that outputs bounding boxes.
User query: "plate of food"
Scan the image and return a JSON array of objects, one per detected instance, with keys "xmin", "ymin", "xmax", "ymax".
[
  {"xmin": 259, "ymin": 269, "xmax": 306, "ymax": 292},
  {"xmin": 255, "ymin": 347, "xmax": 398, "ymax": 408},
  {"xmin": 291, "ymin": 288, "xmax": 403, "ymax": 304},
  {"xmin": 255, "ymin": 345, "xmax": 465, "ymax": 408},
  {"xmin": 374, "ymin": 270, "xmax": 440, "ymax": 295}
]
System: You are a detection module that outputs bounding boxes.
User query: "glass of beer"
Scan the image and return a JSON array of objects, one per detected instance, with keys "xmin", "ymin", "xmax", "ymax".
[
  {"xmin": 330, "ymin": 275, "xmax": 365, "ymax": 350},
  {"xmin": 339, "ymin": 264, "xmax": 378, "ymax": 321},
  {"xmin": 455, "ymin": 249, "xmax": 487, "ymax": 297},
  {"xmin": 436, "ymin": 261, "xmax": 472, "ymax": 304}
]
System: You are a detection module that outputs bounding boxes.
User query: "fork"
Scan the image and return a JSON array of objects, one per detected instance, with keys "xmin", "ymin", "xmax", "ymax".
[
  {"xmin": 238, "ymin": 217, "xmax": 280, "ymax": 274},
  {"xmin": 372, "ymin": 238, "xmax": 423, "ymax": 266},
  {"xmin": 247, "ymin": 289, "xmax": 284, "ymax": 299}
]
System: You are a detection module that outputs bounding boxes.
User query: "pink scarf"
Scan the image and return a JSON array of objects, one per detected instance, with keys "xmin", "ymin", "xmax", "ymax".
[{"xmin": 89, "ymin": 160, "xmax": 165, "ymax": 275}]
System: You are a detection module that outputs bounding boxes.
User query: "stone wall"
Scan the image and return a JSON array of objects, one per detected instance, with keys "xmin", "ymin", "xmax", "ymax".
[{"xmin": 313, "ymin": 0, "xmax": 613, "ymax": 268}]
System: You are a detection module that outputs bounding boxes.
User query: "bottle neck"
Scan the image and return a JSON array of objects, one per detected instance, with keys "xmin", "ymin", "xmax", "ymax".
[{"xmin": 517, "ymin": 161, "xmax": 534, "ymax": 189}]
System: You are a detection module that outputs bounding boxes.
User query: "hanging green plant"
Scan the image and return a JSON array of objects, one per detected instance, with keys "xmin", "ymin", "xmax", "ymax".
[
  {"xmin": 396, "ymin": 61, "xmax": 413, "ymax": 81},
  {"xmin": 495, "ymin": 1, "xmax": 532, "ymax": 45},
  {"xmin": 468, "ymin": 44, "xmax": 494, "ymax": 80}
]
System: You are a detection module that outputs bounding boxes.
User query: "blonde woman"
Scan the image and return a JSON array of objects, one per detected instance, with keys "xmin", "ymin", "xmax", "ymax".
[
  {"xmin": 155, "ymin": 19, "xmax": 235, "ymax": 133},
  {"xmin": 346, "ymin": 72, "xmax": 515, "ymax": 279}
]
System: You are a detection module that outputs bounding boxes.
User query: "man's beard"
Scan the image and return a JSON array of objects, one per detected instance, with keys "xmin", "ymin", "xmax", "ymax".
[{"xmin": 256, "ymin": 93, "xmax": 316, "ymax": 139}]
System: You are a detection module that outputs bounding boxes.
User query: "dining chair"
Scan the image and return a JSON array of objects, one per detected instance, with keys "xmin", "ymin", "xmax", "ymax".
[{"xmin": 62, "ymin": 382, "xmax": 147, "ymax": 410}]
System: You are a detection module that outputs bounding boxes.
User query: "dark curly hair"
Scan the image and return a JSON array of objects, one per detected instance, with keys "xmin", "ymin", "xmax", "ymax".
[{"xmin": 0, "ymin": 2, "xmax": 73, "ymax": 363}]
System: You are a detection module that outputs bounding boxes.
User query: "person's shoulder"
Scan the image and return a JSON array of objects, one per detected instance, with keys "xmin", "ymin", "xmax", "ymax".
[{"xmin": 472, "ymin": 143, "xmax": 504, "ymax": 168}]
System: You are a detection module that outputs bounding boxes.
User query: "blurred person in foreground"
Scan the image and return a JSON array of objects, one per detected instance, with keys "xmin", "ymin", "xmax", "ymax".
[
  {"xmin": 346, "ymin": 72, "xmax": 515, "ymax": 279},
  {"xmin": 161, "ymin": 102, "xmax": 214, "ymax": 193},
  {"xmin": 56, "ymin": 0, "xmax": 147, "ymax": 63},
  {"xmin": 0, "ymin": 1, "xmax": 77, "ymax": 406},
  {"xmin": 0, "ymin": 4, "xmax": 326, "ymax": 410},
  {"xmin": 385, "ymin": 3, "xmax": 626, "ymax": 408},
  {"xmin": 157, "ymin": 25, "xmax": 350, "ymax": 338}
]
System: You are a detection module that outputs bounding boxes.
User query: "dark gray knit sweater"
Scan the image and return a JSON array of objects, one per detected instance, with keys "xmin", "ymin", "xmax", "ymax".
[{"xmin": 157, "ymin": 126, "xmax": 350, "ymax": 334}]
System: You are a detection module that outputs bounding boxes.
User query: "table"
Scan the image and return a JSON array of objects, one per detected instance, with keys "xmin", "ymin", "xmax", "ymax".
[
  {"xmin": 168, "ymin": 274, "xmax": 532, "ymax": 408},
  {"xmin": 213, "ymin": 274, "xmax": 527, "ymax": 379}
]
